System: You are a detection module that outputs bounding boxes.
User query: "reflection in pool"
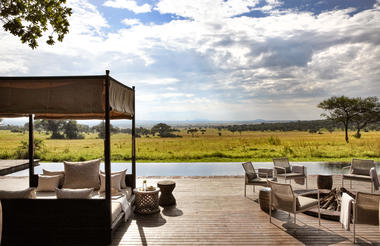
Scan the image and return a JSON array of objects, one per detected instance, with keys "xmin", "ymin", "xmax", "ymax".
[{"xmin": 8, "ymin": 161, "xmax": 380, "ymax": 177}]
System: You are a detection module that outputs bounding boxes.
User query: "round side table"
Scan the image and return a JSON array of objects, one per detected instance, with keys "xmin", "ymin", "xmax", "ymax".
[
  {"xmin": 259, "ymin": 187, "xmax": 276, "ymax": 213},
  {"xmin": 133, "ymin": 188, "xmax": 160, "ymax": 214},
  {"xmin": 157, "ymin": 180, "xmax": 176, "ymax": 206}
]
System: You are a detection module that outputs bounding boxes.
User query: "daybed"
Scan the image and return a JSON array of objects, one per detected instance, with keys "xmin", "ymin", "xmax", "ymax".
[{"xmin": 0, "ymin": 71, "xmax": 136, "ymax": 245}]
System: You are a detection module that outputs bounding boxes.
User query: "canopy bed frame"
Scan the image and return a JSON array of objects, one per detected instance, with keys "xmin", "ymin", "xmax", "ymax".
[{"xmin": 0, "ymin": 70, "xmax": 136, "ymax": 245}]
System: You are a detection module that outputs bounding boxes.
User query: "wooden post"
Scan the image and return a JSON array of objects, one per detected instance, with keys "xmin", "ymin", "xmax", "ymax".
[
  {"xmin": 104, "ymin": 70, "xmax": 112, "ymax": 242},
  {"xmin": 28, "ymin": 114, "xmax": 34, "ymax": 187},
  {"xmin": 132, "ymin": 86, "xmax": 136, "ymax": 189}
]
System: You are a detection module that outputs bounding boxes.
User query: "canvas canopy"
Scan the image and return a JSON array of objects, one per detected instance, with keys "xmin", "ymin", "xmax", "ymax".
[{"xmin": 0, "ymin": 75, "xmax": 134, "ymax": 119}]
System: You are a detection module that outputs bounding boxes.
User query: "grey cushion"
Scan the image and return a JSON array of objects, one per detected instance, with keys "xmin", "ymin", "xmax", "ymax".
[
  {"xmin": 276, "ymin": 167, "xmax": 291, "ymax": 174},
  {"xmin": 42, "ymin": 169, "xmax": 65, "ymax": 187},
  {"xmin": 296, "ymin": 196, "xmax": 318, "ymax": 211},
  {"xmin": 277, "ymin": 173, "xmax": 305, "ymax": 178},
  {"xmin": 63, "ymin": 159, "xmax": 101, "ymax": 189},
  {"xmin": 0, "ymin": 188, "xmax": 36, "ymax": 199},
  {"xmin": 37, "ymin": 175, "xmax": 61, "ymax": 192},
  {"xmin": 343, "ymin": 174, "xmax": 372, "ymax": 181},
  {"xmin": 100, "ymin": 169, "xmax": 127, "ymax": 189},
  {"xmin": 352, "ymin": 168, "xmax": 370, "ymax": 176},
  {"xmin": 246, "ymin": 172, "xmax": 257, "ymax": 181},
  {"xmin": 56, "ymin": 188, "xmax": 94, "ymax": 199},
  {"xmin": 99, "ymin": 173, "xmax": 122, "ymax": 194}
]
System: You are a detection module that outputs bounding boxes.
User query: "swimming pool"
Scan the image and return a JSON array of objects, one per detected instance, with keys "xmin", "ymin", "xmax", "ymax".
[{"xmin": 7, "ymin": 161, "xmax": 376, "ymax": 177}]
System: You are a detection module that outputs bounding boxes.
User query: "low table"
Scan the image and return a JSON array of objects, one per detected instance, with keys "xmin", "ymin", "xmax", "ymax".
[
  {"xmin": 259, "ymin": 187, "xmax": 276, "ymax": 213},
  {"xmin": 133, "ymin": 188, "xmax": 160, "ymax": 215},
  {"xmin": 157, "ymin": 180, "xmax": 176, "ymax": 206}
]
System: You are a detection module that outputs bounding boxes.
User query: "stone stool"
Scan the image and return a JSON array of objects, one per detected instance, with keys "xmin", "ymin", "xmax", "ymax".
[{"xmin": 157, "ymin": 180, "xmax": 176, "ymax": 206}]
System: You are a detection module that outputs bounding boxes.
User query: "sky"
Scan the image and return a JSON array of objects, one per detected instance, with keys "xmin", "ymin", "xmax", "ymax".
[{"xmin": 0, "ymin": 0, "xmax": 379, "ymax": 122}]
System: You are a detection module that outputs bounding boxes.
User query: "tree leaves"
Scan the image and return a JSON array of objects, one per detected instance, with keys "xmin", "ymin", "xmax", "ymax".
[{"xmin": 0, "ymin": 0, "xmax": 72, "ymax": 49}]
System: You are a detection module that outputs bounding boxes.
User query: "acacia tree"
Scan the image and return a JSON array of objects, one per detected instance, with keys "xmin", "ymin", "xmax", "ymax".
[
  {"xmin": 318, "ymin": 96, "xmax": 361, "ymax": 143},
  {"xmin": 0, "ymin": 0, "xmax": 72, "ymax": 49},
  {"xmin": 351, "ymin": 97, "xmax": 380, "ymax": 138}
]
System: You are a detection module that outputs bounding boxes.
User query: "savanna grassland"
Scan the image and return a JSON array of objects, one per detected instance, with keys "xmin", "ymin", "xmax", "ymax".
[{"xmin": 0, "ymin": 129, "xmax": 379, "ymax": 162}]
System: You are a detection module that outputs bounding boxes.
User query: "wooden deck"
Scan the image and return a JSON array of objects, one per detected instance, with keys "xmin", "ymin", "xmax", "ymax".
[
  {"xmin": 0, "ymin": 159, "xmax": 39, "ymax": 176},
  {"xmin": 113, "ymin": 175, "xmax": 380, "ymax": 246},
  {"xmin": 1, "ymin": 175, "xmax": 380, "ymax": 245}
]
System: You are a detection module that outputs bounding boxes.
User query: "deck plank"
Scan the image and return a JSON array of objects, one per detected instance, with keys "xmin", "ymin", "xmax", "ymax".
[{"xmin": 111, "ymin": 175, "xmax": 380, "ymax": 246}]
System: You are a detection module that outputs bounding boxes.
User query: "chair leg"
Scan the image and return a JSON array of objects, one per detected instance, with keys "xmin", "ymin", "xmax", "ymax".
[
  {"xmin": 317, "ymin": 191, "xmax": 321, "ymax": 226},
  {"xmin": 342, "ymin": 177, "xmax": 344, "ymax": 187},
  {"xmin": 244, "ymin": 184, "xmax": 246, "ymax": 197},
  {"xmin": 294, "ymin": 213, "xmax": 296, "ymax": 224},
  {"xmin": 253, "ymin": 185, "xmax": 255, "ymax": 193},
  {"xmin": 306, "ymin": 177, "xmax": 308, "ymax": 190},
  {"xmin": 350, "ymin": 180, "xmax": 352, "ymax": 189},
  {"xmin": 269, "ymin": 191, "xmax": 272, "ymax": 223}
]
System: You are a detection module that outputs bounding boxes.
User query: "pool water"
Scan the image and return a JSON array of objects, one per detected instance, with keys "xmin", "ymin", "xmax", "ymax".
[{"xmin": 8, "ymin": 161, "xmax": 379, "ymax": 177}]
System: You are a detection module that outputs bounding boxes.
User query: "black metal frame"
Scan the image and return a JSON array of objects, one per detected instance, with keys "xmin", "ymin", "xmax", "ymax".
[{"xmin": 1, "ymin": 70, "xmax": 136, "ymax": 245}]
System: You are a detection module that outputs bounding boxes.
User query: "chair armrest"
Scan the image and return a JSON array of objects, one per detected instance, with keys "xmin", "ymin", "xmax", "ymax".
[
  {"xmin": 257, "ymin": 172, "xmax": 269, "ymax": 179},
  {"xmin": 342, "ymin": 166, "xmax": 351, "ymax": 170},
  {"xmin": 291, "ymin": 165, "xmax": 305, "ymax": 175}
]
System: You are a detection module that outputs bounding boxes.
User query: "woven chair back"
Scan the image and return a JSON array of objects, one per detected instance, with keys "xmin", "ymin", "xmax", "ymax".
[
  {"xmin": 351, "ymin": 159, "xmax": 374, "ymax": 175},
  {"xmin": 356, "ymin": 192, "xmax": 380, "ymax": 225},
  {"xmin": 242, "ymin": 162, "xmax": 255, "ymax": 173},
  {"xmin": 268, "ymin": 181, "xmax": 294, "ymax": 213},
  {"xmin": 273, "ymin": 158, "xmax": 290, "ymax": 168}
]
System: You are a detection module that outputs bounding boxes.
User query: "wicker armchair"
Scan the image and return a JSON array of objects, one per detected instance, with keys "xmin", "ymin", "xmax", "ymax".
[
  {"xmin": 273, "ymin": 157, "xmax": 308, "ymax": 189},
  {"xmin": 353, "ymin": 192, "xmax": 380, "ymax": 243},
  {"xmin": 268, "ymin": 180, "xmax": 320, "ymax": 225},
  {"xmin": 342, "ymin": 159, "xmax": 375, "ymax": 193},
  {"xmin": 242, "ymin": 162, "xmax": 276, "ymax": 197}
]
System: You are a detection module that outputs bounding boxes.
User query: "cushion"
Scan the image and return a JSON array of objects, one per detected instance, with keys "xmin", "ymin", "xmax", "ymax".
[
  {"xmin": 99, "ymin": 173, "xmax": 122, "ymax": 194},
  {"xmin": 246, "ymin": 172, "xmax": 257, "ymax": 181},
  {"xmin": 56, "ymin": 188, "xmax": 94, "ymax": 199},
  {"xmin": 352, "ymin": 168, "xmax": 370, "ymax": 176},
  {"xmin": 111, "ymin": 202, "xmax": 123, "ymax": 222},
  {"xmin": 0, "ymin": 188, "xmax": 36, "ymax": 199},
  {"xmin": 100, "ymin": 169, "xmax": 128, "ymax": 189},
  {"xmin": 63, "ymin": 159, "xmax": 101, "ymax": 189},
  {"xmin": 276, "ymin": 167, "xmax": 291, "ymax": 174},
  {"xmin": 296, "ymin": 195, "xmax": 318, "ymax": 211},
  {"xmin": 37, "ymin": 175, "xmax": 61, "ymax": 192},
  {"xmin": 42, "ymin": 169, "xmax": 65, "ymax": 187}
]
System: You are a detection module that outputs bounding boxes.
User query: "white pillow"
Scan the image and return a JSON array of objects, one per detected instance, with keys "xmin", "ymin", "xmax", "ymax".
[
  {"xmin": 56, "ymin": 188, "xmax": 94, "ymax": 199},
  {"xmin": 99, "ymin": 173, "xmax": 122, "ymax": 194},
  {"xmin": 0, "ymin": 188, "xmax": 36, "ymax": 199},
  {"xmin": 63, "ymin": 159, "xmax": 101, "ymax": 189},
  {"xmin": 37, "ymin": 175, "xmax": 61, "ymax": 192},
  {"xmin": 42, "ymin": 169, "xmax": 65, "ymax": 187},
  {"xmin": 100, "ymin": 169, "xmax": 128, "ymax": 189}
]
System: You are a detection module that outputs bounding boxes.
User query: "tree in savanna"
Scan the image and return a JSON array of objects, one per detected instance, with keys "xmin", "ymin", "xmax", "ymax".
[
  {"xmin": 318, "ymin": 96, "xmax": 361, "ymax": 143},
  {"xmin": 187, "ymin": 128, "xmax": 198, "ymax": 137},
  {"xmin": 318, "ymin": 96, "xmax": 380, "ymax": 143},
  {"xmin": 0, "ymin": 0, "xmax": 72, "ymax": 49},
  {"xmin": 151, "ymin": 123, "xmax": 180, "ymax": 138},
  {"xmin": 63, "ymin": 120, "xmax": 84, "ymax": 139},
  {"xmin": 351, "ymin": 97, "xmax": 380, "ymax": 138}
]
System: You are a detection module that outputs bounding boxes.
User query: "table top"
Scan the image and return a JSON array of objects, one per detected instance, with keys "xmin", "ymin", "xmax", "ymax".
[
  {"xmin": 134, "ymin": 187, "xmax": 160, "ymax": 194},
  {"xmin": 157, "ymin": 180, "xmax": 176, "ymax": 186}
]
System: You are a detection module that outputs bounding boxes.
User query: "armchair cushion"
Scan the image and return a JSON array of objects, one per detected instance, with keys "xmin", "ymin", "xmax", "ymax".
[
  {"xmin": 296, "ymin": 196, "xmax": 318, "ymax": 211},
  {"xmin": 352, "ymin": 168, "xmax": 370, "ymax": 176},
  {"xmin": 246, "ymin": 172, "xmax": 257, "ymax": 181},
  {"xmin": 343, "ymin": 174, "xmax": 372, "ymax": 182}
]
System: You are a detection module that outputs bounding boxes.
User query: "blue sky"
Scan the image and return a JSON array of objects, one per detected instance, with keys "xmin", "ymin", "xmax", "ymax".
[{"xmin": 0, "ymin": 0, "xmax": 379, "ymax": 122}]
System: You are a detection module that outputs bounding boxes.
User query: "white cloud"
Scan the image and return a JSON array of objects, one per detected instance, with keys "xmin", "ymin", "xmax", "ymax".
[
  {"xmin": 104, "ymin": 0, "xmax": 151, "ymax": 13},
  {"xmin": 136, "ymin": 78, "xmax": 180, "ymax": 85},
  {"xmin": 0, "ymin": 0, "xmax": 379, "ymax": 120},
  {"xmin": 121, "ymin": 18, "xmax": 141, "ymax": 26}
]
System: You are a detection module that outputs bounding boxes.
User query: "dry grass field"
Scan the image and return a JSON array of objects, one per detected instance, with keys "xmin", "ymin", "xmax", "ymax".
[{"xmin": 0, "ymin": 129, "xmax": 379, "ymax": 162}]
